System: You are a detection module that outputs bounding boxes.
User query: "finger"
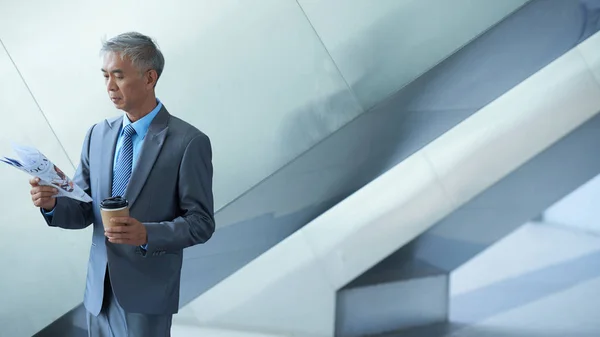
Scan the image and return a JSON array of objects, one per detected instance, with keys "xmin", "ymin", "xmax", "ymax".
[
  {"xmin": 105, "ymin": 226, "xmax": 133, "ymax": 234},
  {"xmin": 32, "ymin": 195, "xmax": 52, "ymax": 205},
  {"xmin": 39, "ymin": 186, "xmax": 59, "ymax": 193},
  {"xmin": 29, "ymin": 177, "xmax": 41, "ymax": 186},
  {"xmin": 107, "ymin": 237, "xmax": 134, "ymax": 244},
  {"xmin": 32, "ymin": 194, "xmax": 57, "ymax": 204},
  {"xmin": 32, "ymin": 196, "xmax": 53, "ymax": 207},
  {"xmin": 110, "ymin": 217, "xmax": 133, "ymax": 225},
  {"xmin": 105, "ymin": 231, "xmax": 129, "ymax": 239},
  {"xmin": 33, "ymin": 190, "xmax": 58, "ymax": 199},
  {"xmin": 33, "ymin": 198, "xmax": 52, "ymax": 207},
  {"xmin": 31, "ymin": 186, "xmax": 58, "ymax": 195},
  {"xmin": 105, "ymin": 231, "xmax": 139, "ymax": 243}
]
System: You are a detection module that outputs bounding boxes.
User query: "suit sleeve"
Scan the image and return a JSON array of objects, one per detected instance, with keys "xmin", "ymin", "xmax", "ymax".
[
  {"xmin": 41, "ymin": 125, "xmax": 95, "ymax": 230},
  {"xmin": 143, "ymin": 133, "xmax": 215, "ymax": 253}
]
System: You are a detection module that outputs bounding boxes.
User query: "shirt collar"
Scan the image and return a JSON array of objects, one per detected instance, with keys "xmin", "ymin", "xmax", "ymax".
[{"xmin": 122, "ymin": 98, "xmax": 163, "ymax": 139}]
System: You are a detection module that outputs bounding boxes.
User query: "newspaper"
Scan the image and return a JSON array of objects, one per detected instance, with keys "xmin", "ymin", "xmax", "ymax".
[{"xmin": 0, "ymin": 142, "xmax": 92, "ymax": 203}]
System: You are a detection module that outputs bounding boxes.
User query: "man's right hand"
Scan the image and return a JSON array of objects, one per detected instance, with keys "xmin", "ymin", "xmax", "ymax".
[{"xmin": 29, "ymin": 177, "xmax": 58, "ymax": 211}]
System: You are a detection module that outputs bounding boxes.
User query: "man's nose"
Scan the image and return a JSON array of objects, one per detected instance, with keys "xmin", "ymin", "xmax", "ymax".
[{"xmin": 106, "ymin": 78, "xmax": 117, "ymax": 92}]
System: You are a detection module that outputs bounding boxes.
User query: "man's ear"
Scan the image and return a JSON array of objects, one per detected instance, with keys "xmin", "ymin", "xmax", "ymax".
[{"xmin": 146, "ymin": 69, "xmax": 158, "ymax": 88}]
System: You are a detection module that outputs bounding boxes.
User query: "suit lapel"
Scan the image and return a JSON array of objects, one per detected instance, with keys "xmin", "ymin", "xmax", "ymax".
[
  {"xmin": 100, "ymin": 116, "xmax": 123, "ymax": 202},
  {"xmin": 125, "ymin": 106, "xmax": 170, "ymax": 208}
]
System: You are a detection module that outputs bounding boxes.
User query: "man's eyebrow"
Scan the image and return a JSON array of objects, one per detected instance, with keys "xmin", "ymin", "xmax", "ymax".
[{"xmin": 100, "ymin": 68, "xmax": 124, "ymax": 74}]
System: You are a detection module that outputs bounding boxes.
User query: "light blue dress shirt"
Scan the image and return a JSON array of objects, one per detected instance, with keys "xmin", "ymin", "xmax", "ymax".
[
  {"xmin": 113, "ymin": 99, "xmax": 163, "ymax": 175},
  {"xmin": 44, "ymin": 99, "xmax": 163, "ymax": 250},
  {"xmin": 115, "ymin": 99, "xmax": 162, "ymax": 250}
]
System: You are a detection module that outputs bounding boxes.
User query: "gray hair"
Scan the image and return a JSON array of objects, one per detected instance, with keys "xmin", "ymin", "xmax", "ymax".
[{"xmin": 101, "ymin": 32, "xmax": 165, "ymax": 81}]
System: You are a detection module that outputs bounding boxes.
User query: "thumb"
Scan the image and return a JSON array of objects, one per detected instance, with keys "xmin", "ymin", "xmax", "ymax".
[{"xmin": 29, "ymin": 177, "xmax": 40, "ymax": 186}]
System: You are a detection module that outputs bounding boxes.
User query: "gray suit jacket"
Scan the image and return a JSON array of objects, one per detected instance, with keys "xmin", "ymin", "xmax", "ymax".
[{"xmin": 42, "ymin": 105, "xmax": 215, "ymax": 316}]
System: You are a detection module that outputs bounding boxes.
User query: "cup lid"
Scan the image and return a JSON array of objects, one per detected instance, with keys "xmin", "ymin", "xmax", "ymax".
[{"xmin": 100, "ymin": 196, "xmax": 128, "ymax": 209}]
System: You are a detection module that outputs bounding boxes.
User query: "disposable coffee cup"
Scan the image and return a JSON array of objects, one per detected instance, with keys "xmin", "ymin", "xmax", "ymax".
[{"xmin": 100, "ymin": 196, "xmax": 129, "ymax": 229}]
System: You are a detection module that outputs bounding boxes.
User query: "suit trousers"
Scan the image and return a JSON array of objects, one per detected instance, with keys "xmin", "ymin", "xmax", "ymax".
[{"xmin": 86, "ymin": 269, "xmax": 173, "ymax": 337}]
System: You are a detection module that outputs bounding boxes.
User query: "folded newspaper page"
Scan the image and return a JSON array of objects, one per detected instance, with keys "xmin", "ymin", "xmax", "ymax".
[{"xmin": 0, "ymin": 142, "xmax": 92, "ymax": 203}]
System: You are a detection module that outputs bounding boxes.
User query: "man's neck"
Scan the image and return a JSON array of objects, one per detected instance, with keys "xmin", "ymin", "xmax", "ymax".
[{"xmin": 126, "ymin": 97, "xmax": 158, "ymax": 122}]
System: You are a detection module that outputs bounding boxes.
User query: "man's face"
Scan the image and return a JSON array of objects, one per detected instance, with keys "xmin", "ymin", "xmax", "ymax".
[{"xmin": 101, "ymin": 52, "xmax": 153, "ymax": 113}]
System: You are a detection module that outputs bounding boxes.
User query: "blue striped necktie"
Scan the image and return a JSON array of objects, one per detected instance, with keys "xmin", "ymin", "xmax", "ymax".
[{"xmin": 112, "ymin": 124, "xmax": 136, "ymax": 197}]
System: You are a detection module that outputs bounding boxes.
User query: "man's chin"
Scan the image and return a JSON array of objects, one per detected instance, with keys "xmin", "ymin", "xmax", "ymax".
[{"xmin": 112, "ymin": 101, "xmax": 125, "ymax": 110}]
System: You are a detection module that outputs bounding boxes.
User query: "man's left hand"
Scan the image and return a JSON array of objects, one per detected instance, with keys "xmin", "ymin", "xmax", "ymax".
[{"xmin": 105, "ymin": 217, "xmax": 148, "ymax": 246}]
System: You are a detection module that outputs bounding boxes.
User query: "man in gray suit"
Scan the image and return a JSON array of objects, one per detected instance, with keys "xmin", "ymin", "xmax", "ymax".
[{"xmin": 28, "ymin": 32, "xmax": 215, "ymax": 336}]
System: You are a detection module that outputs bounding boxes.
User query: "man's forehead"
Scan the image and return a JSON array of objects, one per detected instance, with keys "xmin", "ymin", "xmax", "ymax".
[{"xmin": 101, "ymin": 53, "xmax": 132, "ymax": 72}]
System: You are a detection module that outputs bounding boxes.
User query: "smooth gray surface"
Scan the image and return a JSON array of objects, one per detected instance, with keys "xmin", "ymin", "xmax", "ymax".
[
  {"xmin": 181, "ymin": 0, "xmax": 595, "ymax": 306},
  {"xmin": 381, "ymin": 223, "xmax": 600, "ymax": 336},
  {"xmin": 408, "ymin": 113, "xmax": 600, "ymax": 272},
  {"xmin": 34, "ymin": 0, "xmax": 600, "ymax": 335},
  {"xmin": 343, "ymin": 253, "xmax": 445, "ymax": 289},
  {"xmin": 336, "ymin": 267, "xmax": 448, "ymax": 337},
  {"xmin": 297, "ymin": 0, "xmax": 530, "ymax": 110},
  {"xmin": 451, "ymin": 248, "xmax": 600, "ymax": 325},
  {"xmin": 543, "ymin": 170, "xmax": 600, "ymax": 235},
  {"xmin": 32, "ymin": 306, "xmax": 87, "ymax": 337},
  {"xmin": 366, "ymin": 110, "xmax": 600, "ymax": 335}
]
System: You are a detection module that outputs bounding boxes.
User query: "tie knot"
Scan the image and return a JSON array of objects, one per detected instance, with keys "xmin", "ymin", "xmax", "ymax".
[{"xmin": 123, "ymin": 124, "xmax": 136, "ymax": 137}]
